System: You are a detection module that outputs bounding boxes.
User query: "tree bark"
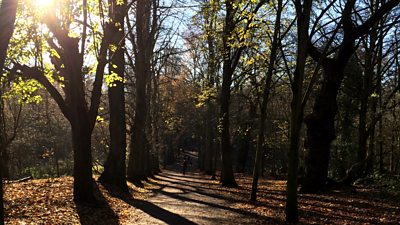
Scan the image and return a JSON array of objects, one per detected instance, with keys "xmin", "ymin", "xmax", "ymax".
[
  {"xmin": 219, "ymin": 0, "xmax": 237, "ymax": 187},
  {"xmin": 286, "ymin": 0, "xmax": 312, "ymax": 221},
  {"xmin": 302, "ymin": 61, "xmax": 344, "ymax": 192},
  {"xmin": 0, "ymin": 0, "xmax": 17, "ymax": 70},
  {"xmin": 0, "ymin": 0, "xmax": 18, "ymax": 222},
  {"xmin": 150, "ymin": 71, "xmax": 161, "ymax": 174},
  {"xmin": 127, "ymin": 69, "xmax": 149, "ymax": 182},
  {"xmin": 62, "ymin": 34, "xmax": 98, "ymax": 204},
  {"xmin": 204, "ymin": 101, "xmax": 214, "ymax": 174},
  {"xmin": 357, "ymin": 24, "xmax": 379, "ymax": 174},
  {"xmin": 205, "ymin": 3, "xmax": 217, "ymax": 177},
  {"xmin": 219, "ymin": 67, "xmax": 236, "ymax": 187},
  {"xmin": 251, "ymin": 0, "xmax": 282, "ymax": 201},
  {"xmin": 127, "ymin": 0, "xmax": 151, "ymax": 183},
  {"xmin": 71, "ymin": 117, "xmax": 96, "ymax": 203},
  {"xmin": 99, "ymin": 0, "xmax": 128, "ymax": 191}
]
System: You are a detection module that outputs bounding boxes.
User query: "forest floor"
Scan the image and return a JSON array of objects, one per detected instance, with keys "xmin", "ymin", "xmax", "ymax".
[{"xmin": 4, "ymin": 153, "xmax": 400, "ymax": 224}]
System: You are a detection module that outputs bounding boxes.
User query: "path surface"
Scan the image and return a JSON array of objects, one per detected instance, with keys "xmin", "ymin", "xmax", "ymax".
[
  {"xmin": 129, "ymin": 152, "xmax": 268, "ymax": 225},
  {"xmin": 132, "ymin": 171, "xmax": 265, "ymax": 225}
]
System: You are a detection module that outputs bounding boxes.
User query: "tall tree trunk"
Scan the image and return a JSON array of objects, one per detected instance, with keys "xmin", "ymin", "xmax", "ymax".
[
  {"xmin": 127, "ymin": 73, "xmax": 148, "ymax": 182},
  {"xmin": 151, "ymin": 72, "xmax": 161, "ymax": 174},
  {"xmin": 66, "ymin": 32, "xmax": 98, "ymax": 204},
  {"xmin": 0, "ymin": 0, "xmax": 18, "ymax": 222},
  {"xmin": 0, "ymin": 0, "xmax": 17, "ymax": 70},
  {"xmin": 219, "ymin": 0, "xmax": 237, "ymax": 188},
  {"xmin": 286, "ymin": 0, "xmax": 312, "ymax": 222},
  {"xmin": 358, "ymin": 25, "xmax": 378, "ymax": 173},
  {"xmin": 251, "ymin": 0, "xmax": 282, "ymax": 201},
  {"xmin": 99, "ymin": 0, "xmax": 128, "ymax": 191},
  {"xmin": 302, "ymin": 62, "xmax": 344, "ymax": 192},
  {"xmin": 205, "ymin": 3, "xmax": 217, "ymax": 178},
  {"xmin": 390, "ymin": 132, "xmax": 395, "ymax": 173},
  {"xmin": 358, "ymin": 95, "xmax": 369, "ymax": 163},
  {"xmin": 127, "ymin": 0, "xmax": 151, "ymax": 183},
  {"xmin": 366, "ymin": 126, "xmax": 375, "ymax": 174},
  {"xmin": 219, "ymin": 0, "xmax": 267, "ymax": 187},
  {"xmin": 378, "ymin": 117, "xmax": 384, "ymax": 173},
  {"xmin": 219, "ymin": 67, "xmax": 236, "ymax": 187},
  {"xmin": 204, "ymin": 101, "xmax": 213, "ymax": 174},
  {"xmin": 71, "ymin": 118, "xmax": 96, "ymax": 203},
  {"xmin": 0, "ymin": 0, "xmax": 18, "ymax": 178}
]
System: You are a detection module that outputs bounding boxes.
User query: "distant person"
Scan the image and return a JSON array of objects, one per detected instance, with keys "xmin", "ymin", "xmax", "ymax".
[
  {"xmin": 187, "ymin": 155, "xmax": 192, "ymax": 167},
  {"xmin": 182, "ymin": 156, "xmax": 188, "ymax": 175}
]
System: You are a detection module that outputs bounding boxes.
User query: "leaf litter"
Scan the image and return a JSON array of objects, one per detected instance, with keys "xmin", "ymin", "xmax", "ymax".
[{"xmin": 3, "ymin": 172, "xmax": 400, "ymax": 224}]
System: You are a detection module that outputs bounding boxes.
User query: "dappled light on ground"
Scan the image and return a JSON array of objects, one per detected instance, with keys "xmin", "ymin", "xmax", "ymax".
[{"xmin": 3, "ymin": 169, "xmax": 400, "ymax": 224}]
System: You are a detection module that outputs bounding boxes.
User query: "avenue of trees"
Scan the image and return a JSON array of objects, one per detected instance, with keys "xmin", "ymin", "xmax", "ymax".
[{"xmin": 0, "ymin": 0, "xmax": 399, "ymax": 223}]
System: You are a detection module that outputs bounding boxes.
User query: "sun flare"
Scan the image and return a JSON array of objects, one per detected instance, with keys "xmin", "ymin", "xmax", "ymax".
[{"xmin": 33, "ymin": 0, "xmax": 54, "ymax": 8}]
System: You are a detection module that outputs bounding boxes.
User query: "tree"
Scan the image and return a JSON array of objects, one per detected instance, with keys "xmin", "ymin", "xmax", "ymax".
[
  {"xmin": 220, "ymin": 0, "xmax": 267, "ymax": 187},
  {"xmin": 99, "ymin": 0, "xmax": 128, "ymax": 192},
  {"xmin": 285, "ymin": 0, "xmax": 313, "ymax": 222},
  {"xmin": 0, "ymin": 0, "xmax": 18, "ymax": 222},
  {"xmin": 251, "ymin": 0, "xmax": 283, "ymax": 201},
  {"xmin": 302, "ymin": 0, "xmax": 400, "ymax": 193},
  {"xmin": 201, "ymin": 0, "xmax": 219, "ymax": 177},
  {"xmin": 127, "ymin": 0, "xmax": 154, "ymax": 182},
  {"xmin": 14, "ymin": 0, "xmax": 114, "ymax": 204}
]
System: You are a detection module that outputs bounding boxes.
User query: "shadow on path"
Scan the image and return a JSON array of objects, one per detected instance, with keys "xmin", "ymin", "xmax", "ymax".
[
  {"xmin": 125, "ymin": 196, "xmax": 197, "ymax": 225},
  {"xmin": 104, "ymin": 183, "xmax": 197, "ymax": 225},
  {"xmin": 76, "ymin": 183, "xmax": 119, "ymax": 225},
  {"xmin": 148, "ymin": 180, "xmax": 281, "ymax": 223}
]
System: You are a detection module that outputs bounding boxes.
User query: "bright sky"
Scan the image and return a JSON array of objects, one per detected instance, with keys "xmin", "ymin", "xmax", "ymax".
[{"xmin": 31, "ymin": 0, "xmax": 54, "ymax": 8}]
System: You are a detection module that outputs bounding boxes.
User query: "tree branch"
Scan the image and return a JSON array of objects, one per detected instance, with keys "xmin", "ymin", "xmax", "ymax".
[
  {"xmin": 356, "ymin": 0, "xmax": 400, "ymax": 37},
  {"xmin": 13, "ymin": 64, "xmax": 70, "ymax": 120},
  {"xmin": 88, "ymin": 23, "xmax": 112, "ymax": 132}
]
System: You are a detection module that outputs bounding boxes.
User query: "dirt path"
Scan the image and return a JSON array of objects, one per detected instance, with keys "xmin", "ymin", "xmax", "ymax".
[
  {"xmin": 133, "ymin": 170, "xmax": 266, "ymax": 225},
  {"xmin": 129, "ymin": 152, "xmax": 269, "ymax": 224}
]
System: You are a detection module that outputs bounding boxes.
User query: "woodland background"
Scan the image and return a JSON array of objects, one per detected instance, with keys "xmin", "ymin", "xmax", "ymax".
[{"xmin": 0, "ymin": 0, "xmax": 399, "ymax": 223}]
